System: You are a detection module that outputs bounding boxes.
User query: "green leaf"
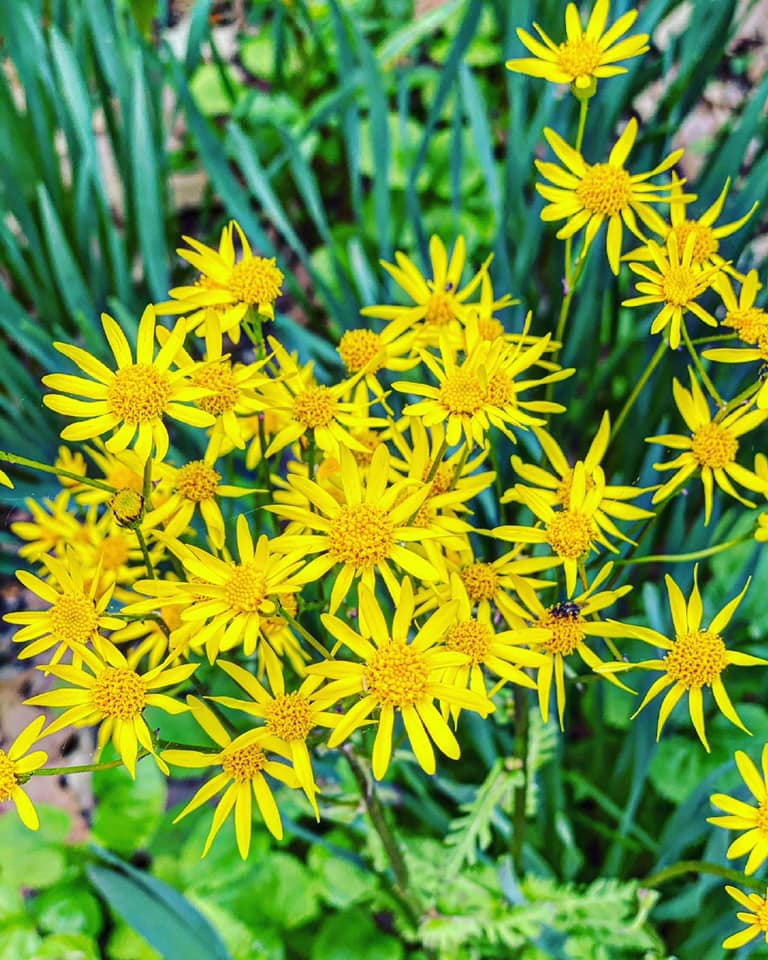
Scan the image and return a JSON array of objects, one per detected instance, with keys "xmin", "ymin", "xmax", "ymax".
[
  {"xmin": 91, "ymin": 754, "xmax": 167, "ymax": 855},
  {"xmin": 311, "ymin": 909, "xmax": 404, "ymax": 960},
  {"xmin": 190, "ymin": 63, "xmax": 244, "ymax": 117},
  {"xmin": 186, "ymin": 896, "xmax": 286, "ymax": 960},
  {"xmin": 307, "ymin": 845, "xmax": 377, "ymax": 909},
  {"xmin": 33, "ymin": 932, "xmax": 101, "ymax": 960},
  {"xmin": 375, "ymin": 0, "xmax": 465, "ymax": 68},
  {"xmin": 0, "ymin": 886, "xmax": 24, "ymax": 922},
  {"xmin": 106, "ymin": 922, "xmax": 162, "ymax": 960},
  {"xmin": 0, "ymin": 923, "xmax": 41, "ymax": 960},
  {"xmin": 0, "ymin": 804, "xmax": 69, "ymax": 890},
  {"xmin": 32, "ymin": 884, "xmax": 103, "ymax": 937}
]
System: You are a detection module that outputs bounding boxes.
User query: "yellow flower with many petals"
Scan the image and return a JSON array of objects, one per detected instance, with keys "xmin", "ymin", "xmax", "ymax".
[
  {"xmin": 43, "ymin": 307, "xmax": 215, "ymax": 461},
  {"xmin": 598, "ymin": 568, "xmax": 768, "ymax": 751},
  {"xmin": 709, "ymin": 745, "xmax": 768, "ymax": 875},
  {"xmin": 647, "ymin": 370, "xmax": 768, "ymax": 525},
  {"xmin": 536, "ymin": 118, "xmax": 684, "ymax": 274},
  {"xmin": 721, "ymin": 886, "xmax": 768, "ymax": 949},
  {"xmin": 506, "ymin": 0, "xmax": 649, "ymax": 96},
  {"xmin": 0, "ymin": 716, "xmax": 48, "ymax": 830},
  {"xmin": 155, "ymin": 221, "xmax": 284, "ymax": 342},
  {"xmin": 309, "ymin": 580, "xmax": 493, "ymax": 780},
  {"xmin": 25, "ymin": 639, "xmax": 197, "ymax": 776},
  {"xmin": 623, "ymin": 233, "xmax": 722, "ymax": 349},
  {"xmin": 162, "ymin": 696, "xmax": 301, "ymax": 858}
]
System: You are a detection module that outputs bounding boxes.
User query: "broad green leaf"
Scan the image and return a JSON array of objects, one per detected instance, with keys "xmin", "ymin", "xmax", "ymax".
[
  {"xmin": 31, "ymin": 884, "xmax": 103, "ymax": 937},
  {"xmin": 311, "ymin": 910, "xmax": 404, "ymax": 960},
  {"xmin": 92, "ymin": 758, "xmax": 167, "ymax": 855},
  {"xmin": 33, "ymin": 932, "xmax": 101, "ymax": 960}
]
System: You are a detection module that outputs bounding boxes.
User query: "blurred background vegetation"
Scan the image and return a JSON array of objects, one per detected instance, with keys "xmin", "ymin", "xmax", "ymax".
[{"xmin": 1, "ymin": 0, "xmax": 768, "ymax": 957}]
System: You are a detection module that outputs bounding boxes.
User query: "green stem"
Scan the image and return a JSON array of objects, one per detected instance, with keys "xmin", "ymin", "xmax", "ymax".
[
  {"xmin": 642, "ymin": 859, "xmax": 766, "ymax": 893},
  {"xmin": 682, "ymin": 323, "xmax": 723, "ymax": 405},
  {"xmin": 276, "ymin": 599, "xmax": 330, "ymax": 660},
  {"xmin": 135, "ymin": 527, "xmax": 156, "ymax": 579},
  {"xmin": 448, "ymin": 443, "xmax": 471, "ymax": 492},
  {"xmin": 614, "ymin": 531, "xmax": 754, "ymax": 564},
  {"xmin": 342, "ymin": 746, "xmax": 430, "ymax": 940},
  {"xmin": 574, "ymin": 96, "xmax": 589, "ymax": 153},
  {"xmin": 0, "ymin": 450, "xmax": 115, "ymax": 493},
  {"xmin": 511, "ymin": 685, "xmax": 529, "ymax": 876},
  {"xmin": 425, "ymin": 437, "xmax": 449, "ymax": 485},
  {"xmin": 610, "ymin": 338, "xmax": 668, "ymax": 443},
  {"xmin": 716, "ymin": 379, "xmax": 762, "ymax": 422}
]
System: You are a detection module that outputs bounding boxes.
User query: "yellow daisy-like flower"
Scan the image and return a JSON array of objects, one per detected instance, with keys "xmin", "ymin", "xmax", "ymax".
[
  {"xmin": 211, "ymin": 660, "xmax": 339, "ymax": 818},
  {"xmin": 709, "ymin": 745, "xmax": 768, "ymax": 875},
  {"xmin": 721, "ymin": 885, "xmax": 768, "ymax": 949},
  {"xmin": 598, "ymin": 568, "xmax": 768, "ymax": 751},
  {"xmin": 42, "ymin": 307, "xmax": 215, "ymax": 461},
  {"xmin": 506, "ymin": 0, "xmax": 649, "ymax": 95},
  {"xmin": 73, "ymin": 442, "xmax": 147, "ymax": 508},
  {"xmin": 0, "ymin": 716, "xmax": 48, "ymax": 830},
  {"xmin": 162, "ymin": 696, "xmax": 301, "ymax": 858},
  {"xmin": 336, "ymin": 324, "xmax": 419, "ymax": 406},
  {"xmin": 125, "ymin": 514, "xmax": 304, "ymax": 663},
  {"xmin": 25, "ymin": 639, "xmax": 198, "ymax": 776},
  {"xmin": 309, "ymin": 579, "xmax": 493, "ymax": 780},
  {"xmin": 53, "ymin": 445, "xmax": 87, "ymax": 491},
  {"xmin": 493, "ymin": 461, "xmax": 614, "ymax": 596},
  {"xmin": 510, "ymin": 564, "xmax": 633, "ymax": 729},
  {"xmin": 625, "ymin": 175, "xmax": 758, "ymax": 279},
  {"xmin": 360, "ymin": 235, "xmax": 488, "ymax": 348},
  {"xmin": 11, "ymin": 491, "xmax": 81, "ymax": 564},
  {"xmin": 504, "ymin": 411, "xmax": 655, "ymax": 540},
  {"xmin": 4, "ymin": 550, "xmax": 123, "ymax": 664},
  {"xmin": 155, "ymin": 221, "xmax": 284, "ymax": 342},
  {"xmin": 535, "ymin": 118, "xmax": 684, "ymax": 274},
  {"xmin": 393, "ymin": 318, "xmax": 567, "ymax": 448},
  {"xmin": 647, "ymin": 370, "xmax": 768, "ymax": 525},
  {"xmin": 270, "ymin": 444, "xmax": 444, "ymax": 614},
  {"xmin": 623, "ymin": 233, "xmax": 722, "ymax": 349}
]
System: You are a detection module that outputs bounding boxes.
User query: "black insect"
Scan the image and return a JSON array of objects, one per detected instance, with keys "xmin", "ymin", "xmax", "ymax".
[{"xmin": 549, "ymin": 600, "xmax": 581, "ymax": 618}]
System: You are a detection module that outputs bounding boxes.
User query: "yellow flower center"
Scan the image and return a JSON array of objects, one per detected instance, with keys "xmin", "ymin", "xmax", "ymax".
[
  {"xmin": 546, "ymin": 509, "xmax": 596, "ymax": 559},
  {"xmin": 224, "ymin": 564, "xmax": 268, "ymax": 613},
  {"xmin": 107, "ymin": 364, "xmax": 172, "ymax": 424},
  {"xmin": 691, "ymin": 422, "xmax": 738, "ymax": 468},
  {"xmin": 50, "ymin": 593, "xmax": 99, "ymax": 644},
  {"xmin": 101, "ymin": 533, "xmax": 130, "ymax": 571},
  {"xmin": 0, "ymin": 751, "xmax": 17, "ymax": 803},
  {"xmin": 664, "ymin": 629, "xmax": 728, "ymax": 687},
  {"xmin": 262, "ymin": 592, "xmax": 298, "ymax": 635},
  {"xmin": 110, "ymin": 488, "xmax": 144, "ymax": 526},
  {"xmin": 91, "ymin": 668, "xmax": 146, "ymax": 719},
  {"xmin": 427, "ymin": 463, "xmax": 455, "ymax": 496},
  {"xmin": 557, "ymin": 36, "xmax": 602, "ymax": 79},
  {"xmin": 669, "ymin": 221, "xmax": 718, "ymax": 265},
  {"xmin": 350, "ymin": 431, "xmax": 380, "ymax": 467},
  {"xmin": 425, "ymin": 292, "xmax": 455, "ymax": 326},
  {"xmin": 265, "ymin": 693, "xmax": 314, "ymax": 741},
  {"xmin": 477, "ymin": 316, "xmax": 504, "ymax": 341},
  {"xmin": 540, "ymin": 602, "xmax": 585, "ymax": 656},
  {"xmin": 445, "ymin": 619, "xmax": 492, "ymax": 665},
  {"xmin": 725, "ymin": 307, "xmax": 768, "ymax": 345},
  {"xmin": 576, "ymin": 164, "xmax": 632, "ymax": 217},
  {"xmin": 338, "ymin": 330, "xmax": 383, "ymax": 373},
  {"xmin": 293, "ymin": 386, "xmax": 337, "ymax": 429},
  {"xmin": 193, "ymin": 362, "xmax": 240, "ymax": 415},
  {"xmin": 661, "ymin": 264, "xmax": 700, "ymax": 306},
  {"xmin": 756, "ymin": 797, "xmax": 768, "ymax": 835},
  {"xmin": 328, "ymin": 504, "xmax": 395, "ymax": 568},
  {"xmin": 461, "ymin": 562, "xmax": 499, "ymax": 602},
  {"xmin": 222, "ymin": 742, "xmax": 267, "ymax": 781},
  {"xmin": 364, "ymin": 640, "xmax": 429, "ymax": 707},
  {"xmin": 228, "ymin": 257, "xmax": 284, "ymax": 307},
  {"xmin": 439, "ymin": 372, "xmax": 486, "ymax": 414},
  {"xmin": 176, "ymin": 460, "xmax": 221, "ymax": 502},
  {"xmin": 485, "ymin": 371, "xmax": 513, "ymax": 406}
]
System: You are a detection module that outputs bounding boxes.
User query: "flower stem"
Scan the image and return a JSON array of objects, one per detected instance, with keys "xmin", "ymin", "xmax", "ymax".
[
  {"xmin": 610, "ymin": 338, "xmax": 668, "ymax": 443},
  {"xmin": 614, "ymin": 531, "xmax": 754, "ymax": 564},
  {"xmin": 716, "ymin": 379, "xmax": 762, "ymax": 422},
  {"xmin": 511, "ymin": 684, "xmax": 529, "ymax": 876},
  {"xmin": 276, "ymin": 599, "xmax": 330, "ymax": 660},
  {"xmin": 0, "ymin": 450, "xmax": 115, "ymax": 493},
  {"xmin": 135, "ymin": 527, "xmax": 156, "ymax": 579},
  {"xmin": 642, "ymin": 859, "xmax": 765, "ymax": 893},
  {"xmin": 682, "ymin": 323, "xmax": 723, "ymax": 405}
]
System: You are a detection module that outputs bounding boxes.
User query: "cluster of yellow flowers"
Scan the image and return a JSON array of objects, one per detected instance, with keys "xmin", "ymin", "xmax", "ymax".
[{"xmin": 0, "ymin": 0, "xmax": 766, "ymax": 947}]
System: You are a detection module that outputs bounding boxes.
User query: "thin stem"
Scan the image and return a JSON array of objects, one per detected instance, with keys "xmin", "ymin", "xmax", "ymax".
[
  {"xmin": 135, "ymin": 527, "xmax": 156, "ymax": 579},
  {"xmin": 142, "ymin": 454, "xmax": 153, "ymax": 506},
  {"xmin": 610, "ymin": 338, "xmax": 668, "ymax": 443},
  {"xmin": 574, "ymin": 96, "xmax": 589, "ymax": 153},
  {"xmin": 342, "ymin": 746, "xmax": 430, "ymax": 939},
  {"xmin": 447, "ymin": 443, "xmax": 471, "ymax": 492},
  {"xmin": 642, "ymin": 859, "xmax": 765, "ymax": 893},
  {"xmin": 511, "ymin": 685, "xmax": 529, "ymax": 876},
  {"xmin": 682, "ymin": 323, "xmax": 723, "ymax": 405},
  {"xmin": 0, "ymin": 450, "xmax": 115, "ymax": 493},
  {"xmin": 614, "ymin": 531, "xmax": 754, "ymax": 564},
  {"xmin": 425, "ymin": 437, "xmax": 449, "ymax": 485},
  {"xmin": 276, "ymin": 599, "xmax": 330, "ymax": 660},
  {"xmin": 716, "ymin": 379, "xmax": 762, "ymax": 422}
]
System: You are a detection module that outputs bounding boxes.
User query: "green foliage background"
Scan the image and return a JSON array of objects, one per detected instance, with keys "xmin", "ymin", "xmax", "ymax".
[{"xmin": 1, "ymin": 0, "xmax": 767, "ymax": 957}]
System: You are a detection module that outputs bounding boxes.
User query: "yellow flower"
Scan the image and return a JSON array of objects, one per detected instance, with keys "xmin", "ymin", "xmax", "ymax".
[
  {"xmin": 510, "ymin": 563, "xmax": 633, "ymax": 729},
  {"xmin": 623, "ymin": 233, "xmax": 722, "ymax": 349},
  {"xmin": 722, "ymin": 886, "xmax": 768, "ymax": 950},
  {"xmin": 25, "ymin": 639, "xmax": 197, "ymax": 777},
  {"xmin": 535, "ymin": 118, "xmax": 683, "ymax": 274},
  {"xmin": 162, "ymin": 696, "xmax": 301, "ymax": 858},
  {"xmin": 43, "ymin": 307, "xmax": 215, "ymax": 461},
  {"xmin": 0, "ymin": 467, "xmax": 12, "ymax": 488},
  {"xmin": 155, "ymin": 221, "xmax": 284, "ymax": 342},
  {"xmin": 506, "ymin": 0, "xmax": 649, "ymax": 95},
  {"xmin": 709, "ymin": 745, "xmax": 768, "ymax": 875},
  {"xmin": 270, "ymin": 444, "xmax": 444, "ymax": 614},
  {"xmin": 504, "ymin": 411, "xmax": 655, "ymax": 540},
  {"xmin": 598, "ymin": 568, "xmax": 767, "ymax": 751},
  {"xmin": 624, "ymin": 175, "xmax": 758, "ymax": 278},
  {"xmin": 74, "ymin": 442, "xmax": 147, "ymax": 508},
  {"xmin": 4, "ymin": 550, "xmax": 122, "ymax": 664},
  {"xmin": 210, "ymin": 661, "xmax": 338, "ymax": 818},
  {"xmin": 360, "ymin": 235, "xmax": 487, "ymax": 348},
  {"xmin": 493, "ymin": 461, "xmax": 614, "ymax": 595},
  {"xmin": 308, "ymin": 579, "xmax": 493, "ymax": 780},
  {"xmin": 0, "ymin": 716, "xmax": 48, "ymax": 830},
  {"xmin": 647, "ymin": 369, "xmax": 768, "ymax": 525}
]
